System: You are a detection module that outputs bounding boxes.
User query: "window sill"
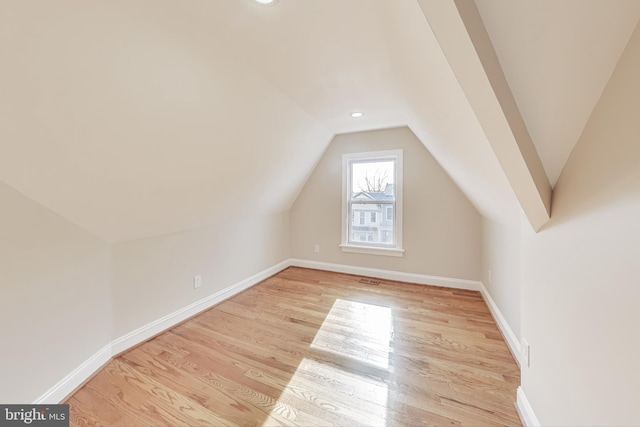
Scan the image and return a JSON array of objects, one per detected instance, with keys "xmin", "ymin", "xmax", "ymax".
[{"xmin": 339, "ymin": 244, "xmax": 405, "ymax": 257}]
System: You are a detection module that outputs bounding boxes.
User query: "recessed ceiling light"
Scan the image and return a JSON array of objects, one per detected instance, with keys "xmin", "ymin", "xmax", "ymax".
[
  {"xmin": 350, "ymin": 111, "xmax": 364, "ymax": 118},
  {"xmin": 254, "ymin": 0, "xmax": 278, "ymax": 5}
]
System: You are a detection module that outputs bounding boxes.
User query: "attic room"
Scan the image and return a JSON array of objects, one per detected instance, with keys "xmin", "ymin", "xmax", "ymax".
[{"xmin": 1, "ymin": 0, "xmax": 640, "ymax": 425}]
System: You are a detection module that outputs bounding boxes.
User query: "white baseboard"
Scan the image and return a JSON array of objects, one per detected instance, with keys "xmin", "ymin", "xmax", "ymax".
[
  {"xmin": 290, "ymin": 260, "xmax": 523, "ymax": 364},
  {"xmin": 479, "ymin": 282, "xmax": 522, "ymax": 366},
  {"xmin": 33, "ymin": 259, "xmax": 291, "ymax": 404},
  {"xmin": 111, "ymin": 259, "xmax": 290, "ymax": 355},
  {"xmin": 33, "ymin": 344, "xmax": 112, "ymax": 404},
  {"xmin": 289, "ymin": 259, "xmax": 482, "ymax": 291},
  {"xmin": 516, "ymin": 387, "xmax": 541, "ymax": 427},
  {"xmin": 35, "ymin": 258, "xmax": 523, "ymax": 410}
]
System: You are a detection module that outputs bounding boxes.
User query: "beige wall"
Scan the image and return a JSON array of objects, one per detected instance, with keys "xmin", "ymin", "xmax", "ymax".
[
  {"xmin": 481, "ymin": 216, "xmax": 521, "ymax": 342},
  {"xmin": 0, "ymin": 201, "xmax": 289, "ymax": 402},
  {"xmin": 291, "ymin": 127, "xmax": 482, "ymax": 280},
  {"xmin": 520, "ymin": 21, "xmax": 640, "ymax": 425},
  {"xmin": 111, "ymin": 211, "xmax": 290, "ymax": 338},
  {"xmin": 0, "ymin": 182, "xmax": 111, "ymax": 403}
]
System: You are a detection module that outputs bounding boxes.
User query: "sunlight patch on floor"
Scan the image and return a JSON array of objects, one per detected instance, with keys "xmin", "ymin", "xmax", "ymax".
[
  {"xmin": 311, "ymin": 299, "xmax": 393, "ymax": 370},
  {"xmin": 262, "ymin": 357, "xmax": 389, "ymax": 427},
  {"xmin": 263, "ymin": 299, "xmax": 394, "ymax": 426}
]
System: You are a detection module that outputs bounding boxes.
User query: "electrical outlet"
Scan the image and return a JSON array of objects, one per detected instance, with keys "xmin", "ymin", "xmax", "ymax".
[
  {"xmin": 193, "ymin": 275, "xmax": 202, "ymax": 289},
  {"xmin": 522, "ymin": 338, "xmax": 531, "ymax": 367},
  {"xmin": 314, "ymin": 244, "xmax": 320, "ymax": 253}
]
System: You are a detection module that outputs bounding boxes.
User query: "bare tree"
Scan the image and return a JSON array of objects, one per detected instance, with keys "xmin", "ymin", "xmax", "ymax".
[{"xmin": 359, "ymin": 170, "xmax": 389, "ymax": 192}]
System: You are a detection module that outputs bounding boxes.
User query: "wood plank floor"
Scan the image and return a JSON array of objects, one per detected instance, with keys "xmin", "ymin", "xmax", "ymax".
[{"xmin": 66, "ymin": 267, "xmax": 521, "ymax": 426}]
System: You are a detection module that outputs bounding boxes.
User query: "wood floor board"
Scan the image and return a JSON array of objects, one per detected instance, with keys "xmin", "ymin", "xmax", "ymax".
[
  {"xmin": 120, "ymin": 348, "xmax": 270, "ymax": 426},
  {"xmin": 66, "ymin": 267, "xmax": 521, "ymax": 426},
  {"xmin": 67, "ymin": 387, "xmax": 130, "ymax": 427},
  {"xmin": 136, "ymin": 343, "xmax": 288, "ymax": 411}
]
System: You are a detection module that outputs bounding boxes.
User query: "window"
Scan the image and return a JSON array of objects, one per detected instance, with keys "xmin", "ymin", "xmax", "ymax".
[{"xmin": 341, "ymin": 149, "xmax": 403, "ymax": 257}]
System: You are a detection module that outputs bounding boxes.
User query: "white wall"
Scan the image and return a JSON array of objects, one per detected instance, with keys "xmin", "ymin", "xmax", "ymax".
[
  {"xmin": 0, "ymin": 182, "xmax": 111, "ymax": 403},
  {"xmin": 520, "ymin": 21, "xmax": 640, "ymax": 425},
  {"xmin": 111, "ymin": 212, "xmax": 290, "ymax": 338},
  {"xmin": 291, "ymin": 127, "xmax": 482, "ymax": 281},
  {"xmin": 481, "ymin": 217, "xmax": 521, "ymax": 344}
]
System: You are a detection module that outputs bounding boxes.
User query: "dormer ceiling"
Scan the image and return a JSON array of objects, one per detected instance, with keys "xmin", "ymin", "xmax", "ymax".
[
  {"xmin": 476, "ymin": 0, "xmax": 640, "ymax": 186},
  {"xmin": 1, "ymin": 0, "xmax": 638, "ymax": 242}
]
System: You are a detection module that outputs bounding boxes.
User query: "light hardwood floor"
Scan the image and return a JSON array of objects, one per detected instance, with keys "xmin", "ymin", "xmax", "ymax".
[{"xmin": 66, "ymin": 267, "xmax": 521, "ymax": 426}]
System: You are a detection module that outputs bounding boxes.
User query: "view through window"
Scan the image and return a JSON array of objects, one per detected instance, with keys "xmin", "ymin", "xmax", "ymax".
[
  {"xmin": 349, "ymin": 159, "xmax": 395, "ymax": 245},
  {"xmin": 342, "ymin": 150, "xmax": 403, "ymax": 256}
]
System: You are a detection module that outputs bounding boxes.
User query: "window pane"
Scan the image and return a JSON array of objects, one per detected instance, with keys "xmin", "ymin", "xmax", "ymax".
[
  {"xmin": 349, "ymin": 203, "xmax": 394, "ymax": 245},
  {"xmin": 351, "ymin": 160, "xmax": 395, "ymax": 198}
]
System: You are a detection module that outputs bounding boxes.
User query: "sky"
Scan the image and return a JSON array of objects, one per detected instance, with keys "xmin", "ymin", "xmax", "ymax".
[{"xmin": 351, "ymin": 160, "xmax": 395, "ymax": 193}]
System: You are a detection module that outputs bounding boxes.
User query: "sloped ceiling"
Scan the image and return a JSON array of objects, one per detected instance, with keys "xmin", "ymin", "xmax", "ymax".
[
  {"xmin": 476, "ymin": 0, "xmax": 640, "ymax": 186},
  {"xmin": 1, "ymin": 0, "xmax": 638, "ymax": 242}
]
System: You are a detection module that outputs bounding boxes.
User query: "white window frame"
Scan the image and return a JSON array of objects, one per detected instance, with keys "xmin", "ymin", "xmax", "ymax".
[{"xmin": 340, "ymin": 149, "xmax": 404, "ymax": 257}]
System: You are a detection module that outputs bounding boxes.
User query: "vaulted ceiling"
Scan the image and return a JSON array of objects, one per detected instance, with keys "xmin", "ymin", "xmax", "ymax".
[{"xmin": 1, "ymin": 0, "xmax": 638, "ymax": 242}]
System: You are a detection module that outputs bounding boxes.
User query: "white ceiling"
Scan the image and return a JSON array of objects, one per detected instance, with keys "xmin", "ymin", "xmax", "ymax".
[
  {"xmin": 476, "ymin": 0, "xmax": 640, "ymax": 186},
  {"xmin": 0, "ymin": 0, "xmax": 638, "ymax": 242}
]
